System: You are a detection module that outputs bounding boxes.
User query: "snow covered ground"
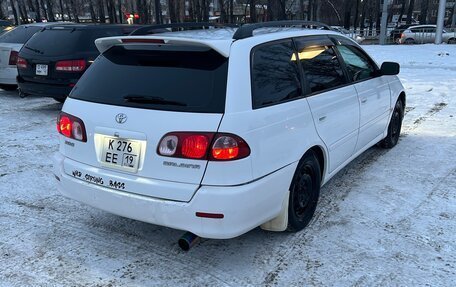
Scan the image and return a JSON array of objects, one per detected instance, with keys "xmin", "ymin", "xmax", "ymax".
[{"xmin": 0, "ymin": 44, "xmax": 455, "ymax": 286}]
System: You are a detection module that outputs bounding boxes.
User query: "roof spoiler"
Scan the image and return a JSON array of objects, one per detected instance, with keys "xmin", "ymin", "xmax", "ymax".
[{"xmin": 95, "ymin": 36, "xmax": 232, "ymax": 57}]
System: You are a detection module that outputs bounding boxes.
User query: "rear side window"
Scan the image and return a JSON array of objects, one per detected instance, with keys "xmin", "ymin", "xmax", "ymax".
[
  {"xmin": 251, "ymin": 40, "xmax": 301, "ymax": 109},
  {"xmin": 70, "ymin": 45, "xmax": 228, "ymax": 113},
  {"xmin": 294, "ymin": 39, "xmax": 346, "ymax": 94},
  {"xmin": 0, "ymin": 26, "xmax": 41, "ymax": 44}
]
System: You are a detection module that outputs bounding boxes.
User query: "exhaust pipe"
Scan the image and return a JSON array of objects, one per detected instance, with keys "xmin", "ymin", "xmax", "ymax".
[{"xmin": 178, "ymin": 232, "xmax": 200, "ymax": 251}]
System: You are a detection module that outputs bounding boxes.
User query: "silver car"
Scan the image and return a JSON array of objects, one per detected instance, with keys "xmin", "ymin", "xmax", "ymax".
[{"xmin": 398, "ymin": 24, "xmax": 456, "ymax": 44}]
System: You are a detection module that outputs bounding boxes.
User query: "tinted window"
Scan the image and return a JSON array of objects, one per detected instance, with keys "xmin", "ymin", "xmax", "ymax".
[
  {"xmin": 70, "ymin": 45, "xmax": 228, "ymax": 113},
  {"xmin": 23, "ymin": 28, "xmax": 125, "ymax": 56},
  {"xmin": 336, "ymin": 45, "xmax": 376, "ymax": 81},
  {"xmin": 251, "ymin": 40, "xmax": 301, "ymax": 109},
  {"xmin": 295, "ymin": 39, "xmax": 346, "ymax": 94},
  {"xmin": 0, "ymin": 26, "xmax": 41, "ymax": 44}
]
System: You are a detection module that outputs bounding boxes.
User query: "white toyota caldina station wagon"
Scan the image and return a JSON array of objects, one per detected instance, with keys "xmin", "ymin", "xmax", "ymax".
[{"xmin": 53, "ymin": 21, "xmax": 405, "ymax": 243}]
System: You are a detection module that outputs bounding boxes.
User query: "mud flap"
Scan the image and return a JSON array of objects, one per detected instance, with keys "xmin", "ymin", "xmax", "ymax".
[{"xmin": 260, "ymin": 190, "xmax": 289, "ymax": 232}]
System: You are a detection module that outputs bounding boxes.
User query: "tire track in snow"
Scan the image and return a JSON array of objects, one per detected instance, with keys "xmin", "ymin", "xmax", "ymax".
[{"xmin": 0, "ymin": 196, "xmax": 250, "ymax": 286}]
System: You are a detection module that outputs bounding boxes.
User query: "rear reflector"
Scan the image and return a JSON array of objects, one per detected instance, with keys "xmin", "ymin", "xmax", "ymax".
[
  {"xmin": 57, "ymin": 112, "xmax": 87, "ymax": 142},
  {"xmin": 55, "ymin": 59, "xmax": 86, "ymax": 72},
  {"xmin": 122, "ymin": 38, "xmax": 165, "ymax": 44},
  {"xmin": 16, "ymin": 56, "xmax": 27, "ymax": 69},
  {"xmin": 196, "ymin": 212, "xmax": 224, "ymax": 219},
  {"xmin": 9, "ymin": 51, "xmax": 18, "ymax": 66}
]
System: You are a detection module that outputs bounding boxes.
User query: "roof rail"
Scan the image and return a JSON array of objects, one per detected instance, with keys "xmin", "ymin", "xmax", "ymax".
[
  {"xmin": 130, "ymin": 22, "xmax": 239, "ymax": 36},
  {"xmin": 232, "ymin": 21, "xmax": 332, "ymax": 40}
]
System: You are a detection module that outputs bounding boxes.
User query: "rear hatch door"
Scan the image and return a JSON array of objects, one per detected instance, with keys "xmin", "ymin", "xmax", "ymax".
[{"xmin": 62, "ymin": 43, "xmax": 228, "ymax": 201}]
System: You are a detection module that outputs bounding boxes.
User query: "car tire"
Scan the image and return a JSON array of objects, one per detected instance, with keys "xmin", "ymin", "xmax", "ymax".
[
  {"xmin": 0, "ymin": 84, "xmax": 17, "ymax": 91},
  {"xmin": 379, "ymin": 99, "xmax": 404, "ymax": 149},
  {"xmin": 448, "ymin": 38, "xmax": 456, "ymax": 44},
  {"xmin": 404, "ymin": 38, "xmax": 415, "ymax": 44},
  {"xmin": 287, "ymin": 150, "xmax": 321, "ymax": 232}
]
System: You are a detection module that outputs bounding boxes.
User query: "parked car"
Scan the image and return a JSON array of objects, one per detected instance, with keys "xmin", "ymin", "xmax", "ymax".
[
  {"xmin": 0, "ymin": 22, "xmax": 69, "ymax": 91},
  {"xmin": 53, "ymin": 22, "xmax": 405, "ymax": 243},
  {"xmin": 16, "ymin": 24, "xmax": 140, "ymax": 102},
  {"xmin": 398, "ymin": 24, "xmax": 456, "ymax": 44},
  {"xmin": 0, "ymin": 20, "xmax": 14, "ymax": 35},
  {"xmin": 331, "ymin": 26, "xmax": 365, "ymax": 43},
  {"xmin": 389, "ymin": 24, "xmax": 414, "ymax": 43}
]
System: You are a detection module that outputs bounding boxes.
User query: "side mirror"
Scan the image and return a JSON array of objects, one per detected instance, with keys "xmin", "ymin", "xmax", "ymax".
[{"xmin": 380, "ymin": 62, "xmax": 400, "ymax": 75}]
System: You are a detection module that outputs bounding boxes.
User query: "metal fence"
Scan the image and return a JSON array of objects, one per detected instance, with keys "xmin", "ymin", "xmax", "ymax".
[{"xmin": 343, "ymin": 27, "xmax": 456, "ymax": 45}]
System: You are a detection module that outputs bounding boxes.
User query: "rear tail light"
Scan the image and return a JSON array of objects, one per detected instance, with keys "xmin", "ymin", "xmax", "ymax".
[
  {"xmin": 57, "ymin": 112, "xmax": 87, "ymax": 142},
  {"xmin": 55, "ymin": 59, "xmax": 86, "ymax": 72},
  {"xmin": 16, "ymin": 56, "xmax": 27, "ymax": 69},
  {"xmin": 157, "ymin": 132, "xmax": 250, "ymax": 161},
  {"xmin": 8, "ymin": 51, "xmax": 18, "ymax": 65}
]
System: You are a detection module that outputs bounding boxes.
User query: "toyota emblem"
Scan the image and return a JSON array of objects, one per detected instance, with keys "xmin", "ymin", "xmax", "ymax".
[{"xmin": 115, "ymin": 113, "xmax": 127, "ymax": 124}]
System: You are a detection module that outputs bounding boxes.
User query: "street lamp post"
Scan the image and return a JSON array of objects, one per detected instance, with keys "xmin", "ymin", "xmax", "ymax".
[{"xmin": 435, "ymin": 0, "xmax": 447, "ymax": 44}]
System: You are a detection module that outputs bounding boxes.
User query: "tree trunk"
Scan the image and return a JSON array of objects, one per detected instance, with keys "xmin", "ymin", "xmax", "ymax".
[
  {"xmin": 406, "ymin": 0, "xmax": 414, "ymax": 24},
  {"xmin": 59, "ymin": 0, "xmax": 64, "ymax": 20},
  {"xmin": 98, "ymin": 0, "xmax": 106, "ymax": 22},
  {"xmin": 343, "ymin": 0, "xmax": 351, "ymax": 29},
  {"xmin": 10, "ymin": 0, "xmax": 20, "ymax": 25},
  {"xmin": 45, "ymin": 0, "xmax": 56, "ymax": 21},
  {"xmin": 40, "ymin": 0, "xmax": 47, "ymax": 21},
  {"xmin": 419, "ymin": 0, "xmax": 428, "ymax": 25},
  {"xmin": 359, "ymin": 0, "xmax": 367, "ymax": 35},
  {"xmin": 19, "ymin": 0, "xmax": 29, "ymax": 23},
  {"xmin": 249, "ymin": 0, "xmax": 256, "ymax": 22},
  {"xmin": 354, "ymin": 0, "xmax": 360, "ymax": 29},
  {"xmin": 229, "ymin": 0, "xmax": 233, "ymax": 23},
  {"xmin": 447, "ymin": 3, "xmax": 455, "ymax": 27},
  {"xmin": 34, "ymin": 0, "xmax": 42, "ymax": 21}
]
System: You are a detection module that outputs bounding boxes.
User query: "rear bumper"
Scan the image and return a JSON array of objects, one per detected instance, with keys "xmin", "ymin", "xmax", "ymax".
[
  {"xmin": 53, "ymin": 152, "xmax": 296, "ymax": 239},
  {"xmin": 17, "ymin": 76, "xmax": 74, "ymax": 99},
  {"xmin": 0, "ymin": 66, "xmax": 17, "ymax": 85}
]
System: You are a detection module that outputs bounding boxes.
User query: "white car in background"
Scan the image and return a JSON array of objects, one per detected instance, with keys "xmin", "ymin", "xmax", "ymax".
[
  {"xmin": 53, "ymin": 21, "xmax": 405, "ymax": 246},
  {"xmin": 331, "ymin": 26, "xmax": 365, "ymax": 43},
  {"xmin": 0, "ymin": 22, "xmax": 69, "ymax": 91}
]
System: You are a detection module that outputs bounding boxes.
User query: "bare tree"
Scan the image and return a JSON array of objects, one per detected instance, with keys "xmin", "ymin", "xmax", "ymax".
[
  {"xmin": 419, "ymin": 0, "xmax": 429, "ymax": 24},
  {"xmin": 343, "ymin": 0, "xmax": 351, "ymax": 28},
  {"xmin": 405, "ymin": 0, "xmax": 415, "ymax": 24}
]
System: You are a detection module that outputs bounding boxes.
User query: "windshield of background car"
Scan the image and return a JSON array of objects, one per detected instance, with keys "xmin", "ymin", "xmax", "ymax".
[
  {"xmin": 0, "ymin": 26, "xmax": 41, "ymax": 44},
  {"xmin": 70, "ymin": 45, "xmax": 228, "ymax": 113}
]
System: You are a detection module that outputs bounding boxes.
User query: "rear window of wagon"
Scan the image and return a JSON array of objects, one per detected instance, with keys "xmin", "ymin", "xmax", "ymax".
[{"xmin": 70, "ymin": 45, "xmax": 228, "ymax": 113}]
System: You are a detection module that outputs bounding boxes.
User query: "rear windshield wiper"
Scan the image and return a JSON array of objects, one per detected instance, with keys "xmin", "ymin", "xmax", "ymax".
[
  {"xmin": 124, "ymin": 95, "xmax": 187, "ymax": 106},
  {"xmin": 24, "ymin": 46, "xmax": 43, "ymax": 54}
]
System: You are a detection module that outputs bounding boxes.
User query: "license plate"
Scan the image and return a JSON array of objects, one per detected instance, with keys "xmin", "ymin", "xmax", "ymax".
[
  {"xmin": 35, "ymin": 64, "xmax": 48, "ymax": 76},
  {"xmin": 101, "ymin": 137, "xmax": 141, "ymax": 172}
]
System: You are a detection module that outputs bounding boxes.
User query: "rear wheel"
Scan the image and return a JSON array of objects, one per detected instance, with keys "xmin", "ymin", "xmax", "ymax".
[
  {"xmin": 0, "ymin": 84, "xmax": 17, "ymax": 91},
  {"xmin": 448, "ymin": 38, "xmax": 456, "ymax": 44},
  {"xmin": 287, "ymin": 150, "xmax": 321, "ymax": 232},
  {"xmin": 404, "ymin": 38, "xmax": 415, "ymax": 44},
  {"xmin": 379, "ymin": 99, "xmax": 403, "ymax": 149}
]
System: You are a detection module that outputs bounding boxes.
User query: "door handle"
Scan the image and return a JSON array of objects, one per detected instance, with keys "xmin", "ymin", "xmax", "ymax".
[
  {"xmin": 360, "ymin": 97, "xmax": 367, "ymax": 104},
  {"xmin": 319, "ymin": 116, "xmax": 327, "ymax": 122}
]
